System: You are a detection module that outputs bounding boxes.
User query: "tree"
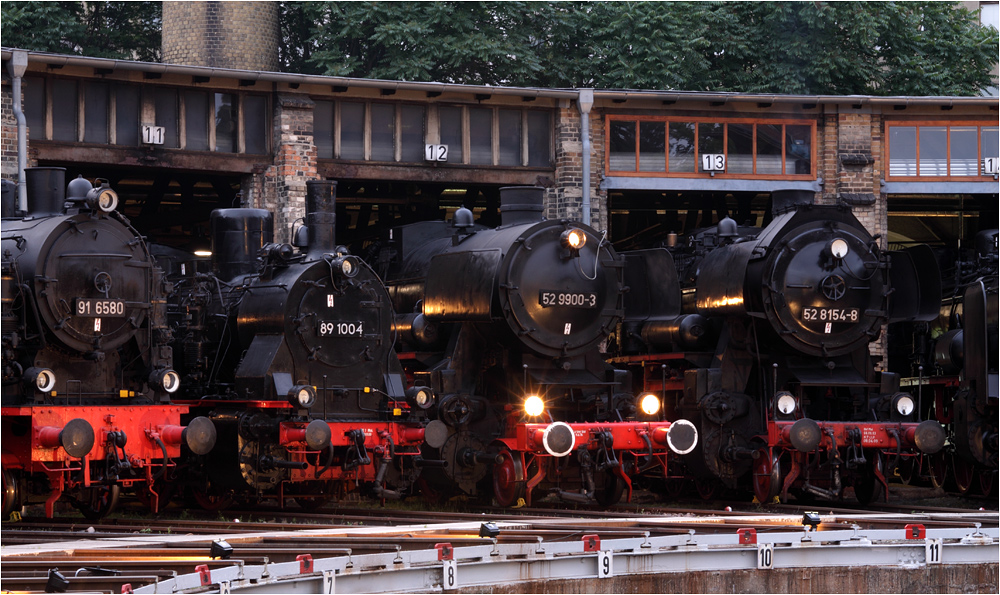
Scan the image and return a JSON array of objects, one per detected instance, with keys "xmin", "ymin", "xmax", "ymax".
[{"xmin": 1, "ymin": 1, "xmax": 161, "ymax": 62}]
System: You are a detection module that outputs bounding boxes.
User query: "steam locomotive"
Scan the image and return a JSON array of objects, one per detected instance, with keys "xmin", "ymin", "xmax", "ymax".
[
  {"xmin": 901, "ymin": 229, "xmax": 998, "ymax": 496},
  {"xmin": 1, "ymin": 168, "xmax": 212, "ymax": 519},
  {"xmin": 612, "ymin": 191, "xmax": 948, "ymax": 503},
  {"xmin": 379, "ymin": 186, "xmax": 697, "ymax": 507},
  {"xmin": 165, "ymin": 180, "xmax": 433, "ymax": 510}
]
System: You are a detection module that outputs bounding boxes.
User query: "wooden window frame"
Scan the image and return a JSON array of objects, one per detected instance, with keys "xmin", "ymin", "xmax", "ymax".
[
  {"xmin": 604, "ymin": 115, "xmax": 817, "ymax": 180},
  {"xmin": 884, "ymin": 120, "xmax": 997, "ymax": 182}
]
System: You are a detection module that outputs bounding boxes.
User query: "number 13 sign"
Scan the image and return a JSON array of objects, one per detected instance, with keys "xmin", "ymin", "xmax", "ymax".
[{"xmin": 701, "ymin": 153, "xmax": 726, "ymax": 171}]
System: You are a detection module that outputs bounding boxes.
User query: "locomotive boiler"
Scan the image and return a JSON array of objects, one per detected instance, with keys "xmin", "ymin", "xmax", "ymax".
[
  {"xmin": 614, "ymin": 192, "xmax": 946, "ymax": 503},
  {"xmin": 1, "ymin": 168, "xmax": 211, "ymax": 519},
  {"xmin": 381, "ymin": 186, "xmax": 697, "ymax": 507},
  {"xmin": 168, "ymin": 180, "xmax": 431, "ymax": 509}
]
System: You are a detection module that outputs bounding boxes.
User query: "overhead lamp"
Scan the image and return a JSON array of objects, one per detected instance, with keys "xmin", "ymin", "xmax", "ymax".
[
  {"xmin": 828, "ymin": 238, "xmax": 849, "ymax": 260},
  {"xmin": 524, "ymin": 395, "xmax": 545, "ymax": 417},
  {"xmin": 638, "ymin": 393, "xmax": 661, "ymax": 416}
]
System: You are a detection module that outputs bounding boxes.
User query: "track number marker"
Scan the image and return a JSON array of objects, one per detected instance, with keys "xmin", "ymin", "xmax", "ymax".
[{"xmin": 757, "ymin": 543, "xmax": 774, "ymax": 569}]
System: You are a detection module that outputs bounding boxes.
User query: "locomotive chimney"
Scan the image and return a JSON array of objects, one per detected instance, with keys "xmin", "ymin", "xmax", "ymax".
[
  {"xmin": 210, "ymin": 209, "xmax": 274, "ymax": 282},
  {"xmin": 24, "ymin": 167, "xmax": 66, "ymax": 217},
  {"xmin": 305, "ymin": 180, "xmax": 338, "ymax": 256},
  {"xmin": 499, "ymin": 186, "xmax": 545, "ymax": 226},
  {"xmin": 770, "ymin": 189, "xmax": 814, "ymax": 217}
]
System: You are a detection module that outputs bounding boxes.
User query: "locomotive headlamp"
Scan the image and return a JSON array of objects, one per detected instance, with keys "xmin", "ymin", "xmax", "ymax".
[
  {"xmin": 828, "ymin": 238, "xmax": 849, "ymax": 260},
  {"xmin": 524, "ymin": 395, "xmax": 545, "ymax": 417},
  {"xmin": 639, "ymin": 393, "xmax": 661, "ymax": 416},
  {"xmin": 86, "ymin": 184, "xmax": 119, "ymax": 213},
  {"xmin": 776, "ymin": 392, "xmax": 797, "ymax": 416},
  {"xmin": 25, "ymin": 367, "xmax": 57, "ymax": 393},
  {"xmin": 893, "ymin": 393, "xmax": 915, "ymax": 417},
  {"xmin": 150, "ymin": 369, "xmax": 181, "ymax": 393},
  {"xmin": 288, "ymin": 385, "xmax": 317, "ymax": 409},
  {"xmin": 331, "ymin": 255, "xmax": 360, "ymax": 278},
  {"xmin": 560, "ymin": 229, "xmax": 586, "ymax": 250},
  {"xmin": 406, "ymin": 386, "xmax": 435, "ymax": 410}
]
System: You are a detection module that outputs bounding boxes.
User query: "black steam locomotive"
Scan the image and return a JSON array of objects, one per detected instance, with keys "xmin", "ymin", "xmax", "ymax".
[
  {"xmin": 902, "ymin": 229, "xmax": 998, "ymax": 496},
  {"xmin": 166, "ymin": 180, "xmax": 432, "ymax": 509},
  {"xmin": 380, "ymin": 186, "xmax": 697, "ymax": 507},
  {"xmin": 1, "ymin": 168, "xmax": 211, "ymax": 519},
  {"xmin": 613, "ymin": 192, "xmax": 947, "ymax": 503}
]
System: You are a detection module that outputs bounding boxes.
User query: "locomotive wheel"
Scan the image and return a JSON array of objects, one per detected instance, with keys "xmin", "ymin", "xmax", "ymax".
[
  {"xmin": 662, "ymin": 477, "xmax": 686, "ymax": 500},
  {"xmin": 951, "ymin": 455, "xmax": 975, "ymax": 495},
  {"xmin": 594, "ymin": 470, "xmax": 626, "ymax": 508},
  {"xmin": 897, "ymin": 457, "xmax": 916, "ymax": 486},
  {"xmin": 752, "ymin": 451, "xmax": 782, "ymax": 504},
  {"xmin": 193, "ymin": 489, "xmax": 234, "ymax": 512},
  {"xmin": 77, "ymin": 485, "xmax": 120, "ymax": 521},
  {"xmin": 854, "ymin": 452, "xmax": 884, "ymax": 506},
  {"xmin": 292, "ymin": 481, "xmax": 338, "ymax": 512},
  {"xmin": 929, "ymin": 453, "xmax": 949, "ymax": 490},
  {"xmin": 492, "ymin": 449, "xmax": 526, "ymax": 508},
  {"xmin": 694, "ymin": 477, "xmax": 720, "ymax": 501},
  {"xmin": 135, "ymin": 480, "xmax": 176, "ymax": 514},
  {"xmin": 978, "ymin": 470, "xmax": 997, "ymax": 498},
  {"xmin": 2, "ymin": 467, "xmax": 20, "ymax": 519}
]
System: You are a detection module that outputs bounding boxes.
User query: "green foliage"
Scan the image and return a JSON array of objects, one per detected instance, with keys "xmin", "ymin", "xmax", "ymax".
[
  {"xmin": 1, "ymin": 0, "xmax": 161, "ymax": 62},
  {"xmin": 3, "ymin": 1, "xmax": 994, "ymax": 95}
]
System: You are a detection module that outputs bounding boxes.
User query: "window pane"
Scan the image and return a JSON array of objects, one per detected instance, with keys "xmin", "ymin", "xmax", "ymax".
[
  {"xmin": 115, "ymin": 85, "xmax": 139, "ymax": 146},
  {"xmin": 24, "ymin": 77, "xmax": 46, "ymax": 139},
  {"xmin": 439, "ymin": 106, "xmax": 463, "ymax": 163},
  {"xmin": 950, "ymin": 126, "xmax": 978, "ymax": 176},
  {"xmin": 639, "ymin": 121, "xmax": 666, "ymax": 172},
  {"xmin": 400, "ymin": 104, "xmax": 425, "ymax": 163},
  {"xmin": 669, "ymin": 122, "xmax": 695, "ymax": 173},
  {"xmin": 340, "ymin": 102, "xmax": 364, "ymax": 160},
  {"xmin": 469, "ymin": 108, "xmax": 492, "ymax": 165},
  {"xmin": 155, "ymin": 89, "xmax": 179, "ymax": 148},
  {"xmin": 184, "ymin": 91, "xmax": 209, "ymax": 151},
  {"xmin": 215, "ymin": 93, "xmax": 237, "ymax": 153},
  {"xmin": 727, "ymin": 123, "xmax": 753, "ymax": 174},
  {"xmin": 84, "ymin": 82, "xmax": 109, "ymax": 144},
  {"xmin": 527, "ymin": 111, "xmax": 550, "ymax": 167},
  {"xmin": 52, "ymin": 79, "xmax": 78, "ymax": 142},
  {"xmin": 919, "ymin": 126, "xmax": 947, "ymax": 176},
  {"xmin": 499, "ymin": 109, "xmax": 521, "ymax": 166},
  {"xmin": 371, "ymin": 103, "xmax": 395, "ymax": 161},
  {"xmin": 609, "ymin": 120, "xmax": 636, "ymax": 171},
  {"xmin": 888, "ymin": 126, "xmax": 916, "ymax": 176},
  {"xmin": 756, "ymin": 124, "xmax": 782, "ymax": 174},
  {"xmin": 313, "ymin": 100, "xmax": 333, "ymax": 158},
  {"xmin": 244, "ymin": 95, "xmax": 268, "ymax": 155},
  {"xmin": 982, "ymin": 126, "xmax": 998, "ymax": 175},
  {"xmin": 785, "ymin": 125, "xmax": 811, "ymax": 175},
  {"xmin": 698, "ymin": 123, "xmax": 724, "ymax": 173}
]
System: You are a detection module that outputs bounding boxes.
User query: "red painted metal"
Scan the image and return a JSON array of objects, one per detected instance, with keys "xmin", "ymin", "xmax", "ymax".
[
  {"xmin": 582, "ymin": 534, "xmax": 601, "ymax": 551},
  {"xmin": 435, "ymin": 543, "xmax": 454, "ymax": 561},
  {"xmin": 737, "ymin": 528, "xmax": 758, "ymax": 545},
  {"xmin": 515, "ymin": 421, "xmax": 675, "ymax": 453}
]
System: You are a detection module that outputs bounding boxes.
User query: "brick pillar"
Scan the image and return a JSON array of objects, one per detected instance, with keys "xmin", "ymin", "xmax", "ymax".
[
  {"xmin": 243, "ymin": 94, "xmax": 317, "ymax": 244},
  {"xmin": 552, "ymin": 101, "xmax": 608, "ymax": 229},
  {"xmin": 825, "ymin": 106, "xmax": 890, "ymax": 369},
  {"xmin": 1, "ymin": 77, "xmax": 18, "ymax": 182}
]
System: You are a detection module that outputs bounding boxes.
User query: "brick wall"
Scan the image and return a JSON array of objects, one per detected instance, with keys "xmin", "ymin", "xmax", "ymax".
[
  {"xmin": 1, "ymin": 76, "xmax": 17, "ymax": 182},
  {"xmin": 162, "ymin": 1, "xmax": 279, "ymax": 71},
  {"xmin": 244, "ymin": 94, "xmax": 318, "ymax": 243}
]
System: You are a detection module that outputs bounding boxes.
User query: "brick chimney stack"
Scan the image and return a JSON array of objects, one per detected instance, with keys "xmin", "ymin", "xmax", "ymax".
[{"xmin": 162, "ymin": 1, "xmax": 280, "ymax": 71}]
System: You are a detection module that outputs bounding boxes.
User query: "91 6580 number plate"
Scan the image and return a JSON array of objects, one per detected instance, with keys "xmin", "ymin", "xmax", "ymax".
[
  {"xmin": 318, "ymin": 321, "xmax": 364, "ymax": 337},
  {"xmin": 539, "ymin": 290, "xmax": 597, "ymax": 308},
  {"xmin": 801, "ymin": 307, "xmax": 859, "ymax": 322},
  {"xmin": 74, "ymin": 298, "xmax": 127, "ymax": 317}
]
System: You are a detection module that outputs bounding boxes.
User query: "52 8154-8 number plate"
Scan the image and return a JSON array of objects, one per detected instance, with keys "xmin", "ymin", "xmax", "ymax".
[
  {"xmin": 74, "ymin": 298, "xmax": 127, "ymax": 317},
  {"xmin": 801, "ymin": 307, "xmax": 859, "ymax": 322},
  {"xmin": 318, "ymin": 321, "xmax": 364, "ymax": 337},
  {"xmin": 539, "ymin": 290, "xmax": 597, "ymax": 308}
]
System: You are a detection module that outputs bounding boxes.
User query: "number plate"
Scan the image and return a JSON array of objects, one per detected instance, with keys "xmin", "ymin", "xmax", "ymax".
[
  {"xmin": 539, "ymin": 291, "xmax": 598, "ymax": 308},
  {"xmin": 318, "ymin": 321, "xmax": 364, "ymax": 336},
  {"xmin": 75, "ymin": 298, "xmax": 127, "ymax": 317},
  {"xmin": 801, "ymin": 307, "xmax": 859, "ymax": 323}
]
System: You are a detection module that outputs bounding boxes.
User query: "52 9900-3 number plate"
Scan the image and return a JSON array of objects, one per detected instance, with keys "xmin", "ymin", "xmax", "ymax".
[
  {"xmin": 539, "ymin": 290, "xmax": 597, "ymax": 308},
  {"xmin": 74, "ymin": 298, "xmax": 127, "ymax": 317},
  {"xmin": 318, "ymin": 321, "xmax": 364, "ymax": 337}
]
